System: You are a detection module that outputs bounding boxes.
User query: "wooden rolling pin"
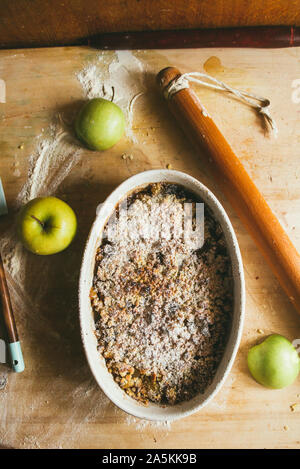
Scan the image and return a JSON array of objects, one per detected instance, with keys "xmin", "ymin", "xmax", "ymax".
[{"xmin": 157, "ymin": 66, "xmax": 300, "ymax": 315}]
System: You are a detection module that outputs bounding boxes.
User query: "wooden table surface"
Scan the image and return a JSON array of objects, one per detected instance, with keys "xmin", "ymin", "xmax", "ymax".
[
  {"xmin": 0, "ymin": 46, "xmax": 300, "ymax": 449},
  {"xmin": 1, "ymin": 0, "xmax": 300, "ymax": 48}
]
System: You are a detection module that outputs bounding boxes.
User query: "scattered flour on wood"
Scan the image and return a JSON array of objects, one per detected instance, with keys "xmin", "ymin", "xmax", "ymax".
[
  {"xmin": 1, "ymin": 116, "xmax": 82, "ymax": 286},
  {"xmin": 0, "ymin": 51, "xmax": 171, "ymax": 448},
  {"xmin": 125, "ymin": 415, "xmax": 172, "ymax": 432},
  {"xmin": 77, "ymin": 51, "xmax": 146, "ymax": 143},
  {"xmin": 17, "ymin": 119, "xmax": 82, "ymax": 205}
]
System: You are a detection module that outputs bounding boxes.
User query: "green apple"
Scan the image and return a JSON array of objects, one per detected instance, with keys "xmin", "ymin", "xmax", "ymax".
[
  {"xmin": 247, "ymin": 334, "xmax": 300, "ymax": 389},
  {"xmin": 17, "ymin": 197, "xmax": 77, "ymax": 255},
  {"xmin": 75, "ymin": 98, "xmax": 125, "ymax": 151}
]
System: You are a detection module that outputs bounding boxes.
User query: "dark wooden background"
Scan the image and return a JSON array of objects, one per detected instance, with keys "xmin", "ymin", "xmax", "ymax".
[{"xmin": 1, "ymin": 0, "xmax": 300, "ymax": 49}]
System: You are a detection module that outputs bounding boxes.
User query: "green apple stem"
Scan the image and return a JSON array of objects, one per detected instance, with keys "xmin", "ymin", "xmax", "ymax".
[
  {"xmin": 30, "ymin": 214, "xmax": 45, "ymax": 229},
  {"xmin": 111, "ymin": 86, "xmax": 115, "ymax": 102}
]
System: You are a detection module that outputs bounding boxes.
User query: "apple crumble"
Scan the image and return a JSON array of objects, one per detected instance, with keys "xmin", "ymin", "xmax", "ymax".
[{"xmin": 90, "ymin": 183, "xmax": 233, "ymax": 405}]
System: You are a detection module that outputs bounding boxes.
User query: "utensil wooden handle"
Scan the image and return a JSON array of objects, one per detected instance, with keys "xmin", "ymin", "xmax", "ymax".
[
  {"xmin": 0, "ymin": 253, "xmax": 24, "ymax": 372},
  {"xmin": 91, "ymin": 26, "xmax": 300, "ymax": 50},
  {"xmin": 157, "ymin": 66, "xmax": 300, "ymax": 315}
]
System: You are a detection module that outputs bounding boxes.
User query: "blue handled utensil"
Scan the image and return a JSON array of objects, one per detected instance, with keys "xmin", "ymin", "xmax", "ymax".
[{"xmin": 0, "ymin": 178, "xmax": 24, "ymax": 372}]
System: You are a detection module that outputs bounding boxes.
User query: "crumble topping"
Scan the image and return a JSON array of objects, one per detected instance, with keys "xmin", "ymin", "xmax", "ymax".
[{"xmin": 90, "ymin": 183, "xmax": 233, "ymax": 405}]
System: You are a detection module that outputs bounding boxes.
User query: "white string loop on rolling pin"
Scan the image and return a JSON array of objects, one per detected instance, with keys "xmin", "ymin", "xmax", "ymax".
[{"xmin": 165, "ymin": 72, "xmax": 278, "ymax": 137}]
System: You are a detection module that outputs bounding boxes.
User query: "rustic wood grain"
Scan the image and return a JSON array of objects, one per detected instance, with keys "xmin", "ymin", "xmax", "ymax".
[
  {"xmin": 1, "ymin": 0, "xmax": 300, "ymax": 48},
  {"xmin": 0, "ymin": 46, "xmax": 300, "ymax": 449}
]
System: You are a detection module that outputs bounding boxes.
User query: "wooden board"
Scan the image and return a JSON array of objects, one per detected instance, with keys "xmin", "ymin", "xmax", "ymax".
[{"xmin": 0, "ymin": 46, "xmax": 300, "ymax": 449}]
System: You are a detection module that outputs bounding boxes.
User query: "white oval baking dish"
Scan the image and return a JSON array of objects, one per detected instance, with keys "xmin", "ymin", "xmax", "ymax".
[{"xmin": 79, "ymin": 169, "xmax": 245, "ymax": 422}]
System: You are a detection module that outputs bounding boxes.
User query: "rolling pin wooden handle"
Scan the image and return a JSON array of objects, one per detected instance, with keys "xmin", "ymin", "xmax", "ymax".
[
  {"xmin": 157, "ymin": 66, "xmax": 300, "ymax": 315},
  {"xmin": 0, "ymin": 254, "xmax": 24, "ymax": 372}
]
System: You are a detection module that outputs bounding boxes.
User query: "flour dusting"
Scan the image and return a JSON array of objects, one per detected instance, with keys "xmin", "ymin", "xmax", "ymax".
[
  {"xmin": 125, "ymin": 415, "xmax": 172, "ymax": 432},
  {"xmin": 0, "ymin": 50, "xmax": 175, "ymax": 448},
  {"xmin": 0, "ymin": 117, "xmax": 82, "ymax": 314},
  {"xmin": 17, "ymin": 120, "xmax": 82, "ymax": 205},
  {"xmin": 77, "ymin": 51, "xmax": 146, "ymax": 143}
]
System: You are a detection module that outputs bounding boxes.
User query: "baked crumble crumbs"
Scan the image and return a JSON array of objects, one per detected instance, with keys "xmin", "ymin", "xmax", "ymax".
[{"xmin": 90, "ymin": 182, "xmax": 233, "ymax": 406}]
